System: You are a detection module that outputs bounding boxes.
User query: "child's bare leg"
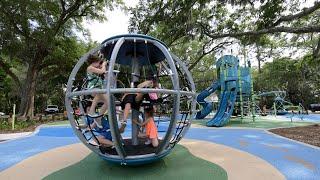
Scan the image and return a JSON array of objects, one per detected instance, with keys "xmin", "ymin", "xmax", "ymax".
[
  {"xmin": 97, "ymin": 136, "xmax": 113, "ymax": 147},
  {"xmin": 123, "ymin": 103, "xmax": 131, "ymax": 122},
  {"xmin": 135, "ymin": 92, "xmax": 144, "ymax": 102},
  {"xmin": 151, "ymin": 138, "xmax": 159, "ymax": 147},
  {"xmin": 89, "ymin": 95, "xmax": 99, "ymax": 115},
  {"xmin": 138, "ymin": 132, "xmax": 146, "ymax": 138},
  {"xmin": 119, "ymin": 103, "xmax": 131, "ymax": 133},
  {"xmin": 99, "ymin": 94, "xmax": 108, "ymax": 115}
]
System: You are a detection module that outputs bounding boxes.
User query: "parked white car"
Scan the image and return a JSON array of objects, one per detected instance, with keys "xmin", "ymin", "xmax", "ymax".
[
  {"xmin": 45, "ymin": 105, "xmax": 59, "ymax": 114},
  {"xmin": 310, "ymin": 104, "xmax": 320, "ymax": 112},
  {"xmin": 0, "ymin": 112, "xmax": 5, "ymax": 116}
]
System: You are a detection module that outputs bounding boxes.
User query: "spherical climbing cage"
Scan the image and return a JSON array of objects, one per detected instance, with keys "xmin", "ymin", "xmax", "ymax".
[{"xmin": 65, "ymin": 34, "xmax": 196, "ymax": 165}]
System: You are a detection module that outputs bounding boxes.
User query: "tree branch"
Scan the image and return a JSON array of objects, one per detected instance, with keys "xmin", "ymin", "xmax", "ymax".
[
  {"xmin": 0, "ymin": 58, "xmax": 22, "ymax": 88},
  {"xmin": 188, "ymin": 41, "xmax": 234, "ymax": 70},
  {"xmin": 53, "ymin": 0, "xmax": 82, "ymax": 36},
  {"xmin": 313, "ymin": 35, "xmax": 320, "ymax": 59},
  {"xmin": 203, "ymin": 25, "xmax": 320, "ymax": 39},
  {"xmin": 1, "ymin": 7, "xmax": 32, "ymax": 41},
  {"xmin": 76, "ymin": 3, "xmax": 96, "ymax": 17},
  {"xmin": 60, "ymin": 0, "xmax": 66, "ymax": 13},
  {"xmin": 273, "ymin": 1, "xmax": 320, "ymax": 27}
]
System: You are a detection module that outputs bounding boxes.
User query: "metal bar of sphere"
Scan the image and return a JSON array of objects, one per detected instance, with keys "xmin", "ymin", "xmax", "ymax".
[
  {"xmin": 170, "ymin": 54, "xmax": 197, "ymax": 140},
  {"xmin": 65, "ymin": 45, "xmax": 104, "ymax": 156},
  {"xmin": 67, "ymin": 89, "xmax": 196, "ymax": 98},
  {"xmin": 106, "ymin": 37, "xmax": 179, "ymax": 159},
  {"xmin": 65, "ymin": 35, "xmax": 197, "ymax": 164},
  {"xmin": 102, "ymin": 36, "xmax": 167, "ymax": 47},
  {"xmin": 106, "ymin": 37, "xmax": 127, "ymax": 160},
  {"xmin": 151, "ymin": 41, "xmax": 180, "ymax": 155}
]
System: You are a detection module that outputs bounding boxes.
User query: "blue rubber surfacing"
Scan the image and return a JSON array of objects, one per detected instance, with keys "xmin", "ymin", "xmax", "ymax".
[
  {"xmin": 0, "ymin": 126, "xmax": 320, "ymax": 180},
  {"xmin": 185, "ymin": 128, "xmax": 320, "ymax": 180},
  {"xmin": 0, "ymin": 126, "xmax": 78, "ymax": 171}
]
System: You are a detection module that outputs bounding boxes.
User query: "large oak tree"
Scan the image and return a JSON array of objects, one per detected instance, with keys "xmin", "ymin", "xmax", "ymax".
[{"xmin": 0, "ymin": 0, "xmax": 121, "ymax": 117}]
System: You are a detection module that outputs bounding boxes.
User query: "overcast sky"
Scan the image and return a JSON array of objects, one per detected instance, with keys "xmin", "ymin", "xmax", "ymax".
[{"xmin": 85, "ymin": 0, "xmax": 138, "ymax": 42}]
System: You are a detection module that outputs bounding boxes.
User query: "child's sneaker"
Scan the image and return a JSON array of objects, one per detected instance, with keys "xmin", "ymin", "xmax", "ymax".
[{"xmin": 144, "ymin": 139, "xmax": 151, "ymax": 145}]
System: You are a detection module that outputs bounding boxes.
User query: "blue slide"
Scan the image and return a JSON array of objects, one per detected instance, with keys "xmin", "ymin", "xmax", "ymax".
[
  {"xmin": 196, "ymin": 81, "xmax": 237, "ymax": 127},
  {"xmin": 196, "ymin": 81, "xmax": 220, "ymax": 119},
  {"xmin": 196, "ymin": 55, "xmax": 241, "ymax": 127},
  {"xmin": 206, "ymin": 85, "xmax": 237, "ymax": 127}
]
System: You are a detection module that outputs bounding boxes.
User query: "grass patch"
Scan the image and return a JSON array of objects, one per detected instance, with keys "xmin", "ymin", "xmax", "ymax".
[
  {"xmin": 0, "ymin": 117, "xmax": 68, "ymax": 133},
  {"xmin": 44, "ymin": 145, "xmax": 227, "ymax": 180}
]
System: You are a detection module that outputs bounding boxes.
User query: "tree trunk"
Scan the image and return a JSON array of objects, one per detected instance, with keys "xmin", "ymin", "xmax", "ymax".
[
  {"xmin": 256, "ymin": 45, "xmax": 262, "ymax": 73},
  {"xmin": 18, "ymin": 62, "xmax": 38, "ymax": 118}
]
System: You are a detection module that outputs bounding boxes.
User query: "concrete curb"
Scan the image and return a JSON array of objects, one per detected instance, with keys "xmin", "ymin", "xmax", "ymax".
[
  {"xmin": 0, "ymin": 132, "xmax": 33, "ymax": 141},
  {"xmin": 0, "ymin": 122, "xmax": 71, "ymax": 143},
  {"xmin": 0, "ymin": 125, "xmax": 43, "ymax": 144}
]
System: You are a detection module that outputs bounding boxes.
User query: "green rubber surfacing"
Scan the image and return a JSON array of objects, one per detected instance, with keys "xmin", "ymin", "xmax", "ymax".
[{"xmin": 44, "ymin": 145, "xmax": 227, "ymax": 180}]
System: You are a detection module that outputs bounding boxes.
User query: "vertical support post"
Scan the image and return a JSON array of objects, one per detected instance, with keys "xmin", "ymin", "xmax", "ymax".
[
  {"xmin": 273, "ymin": 102, "xmax": 277, "ymax": 117},
  {"xmin": 238, "ymin": 67, "xmax": 243, "ymax": 122},
  {"xmin": 221, "ymin": 63, "xmax": 226, "ymax": 92},
  {"xmin": 12, "ymin": 104, "xmax": 16, "ymax": 130},
  {"xmin": 249, "ymin": 60, "xmax": 255, "ymax": 122},
  {"xmin": 131, "ymin": 56, "xmax": 140, "ymax": 146}
]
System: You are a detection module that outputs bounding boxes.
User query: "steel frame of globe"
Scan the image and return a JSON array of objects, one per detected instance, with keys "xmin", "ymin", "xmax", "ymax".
[{"xmin": 65, "ymin": 35, "xmax": 196, "ymax": 165}]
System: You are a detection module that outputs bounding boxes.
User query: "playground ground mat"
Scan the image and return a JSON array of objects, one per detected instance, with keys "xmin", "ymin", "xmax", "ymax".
[
  {"xmin": 46, "ymin": 117, "xmax": 317, "ymax": 129},
  {"xmin": 1, "ymin": 125, "xmax": 320, "ymax": 179},
  {"xmin": 44, "ymin": 145, "xmax": 227, "ymax": 180},
  {"xmin": 192, "ymin": 117, "xmax": 317, "ymax": 129}
]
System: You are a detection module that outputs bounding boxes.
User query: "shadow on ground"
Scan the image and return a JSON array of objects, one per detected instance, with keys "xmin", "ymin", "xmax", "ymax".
[{"xmin": 44, "ymin": 145, "xmax": 227, "ymax": 180}]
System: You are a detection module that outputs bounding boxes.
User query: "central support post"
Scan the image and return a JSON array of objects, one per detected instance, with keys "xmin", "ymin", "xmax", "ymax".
[{"xmin": 131, "ymin": 57, "xmax": 140, "ymax": 146}]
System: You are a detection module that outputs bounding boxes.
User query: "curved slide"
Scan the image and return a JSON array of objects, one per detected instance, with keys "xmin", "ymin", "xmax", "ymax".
[
  {"xmin": 196, "ymin": 81, "xmax": 220, "ymax": 119},
  {"xmin": 196, "ymin": 81, "xmax": 237, "ymax": 127},
  {"xmin": 206, "ymin": 85, "xmax": 237, "ymax": 127}
]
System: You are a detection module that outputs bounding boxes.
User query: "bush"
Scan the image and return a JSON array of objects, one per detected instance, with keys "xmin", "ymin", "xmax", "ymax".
[{"xmin": 0, "ymin": 119, "xmax": 36, "ymax": 131}]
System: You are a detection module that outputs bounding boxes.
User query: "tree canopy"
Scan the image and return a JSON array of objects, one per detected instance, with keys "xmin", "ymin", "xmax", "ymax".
[
  {"xmin": 128, "ymin": 0, "xmax": 320, "ymax": 107},
  {"xmin": 0, "ymin": 0, "xmax": 122, "ymax": 117},
  {"xmin": 0, "ymin": 0, "xmax": 319, "ymax": 117}
]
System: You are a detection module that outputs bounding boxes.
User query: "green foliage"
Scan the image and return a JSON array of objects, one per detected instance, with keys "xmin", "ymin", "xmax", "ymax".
[
  {"xmin": 0, "ymin": 119, "xmax": 36, "ymax": 131},
  {"xmin": 254, "ymin": 55, "xmax": 320, "ymax": 107},
  {"xmin": 128, "ymin": 0, "xmax": 320, "ymax": 109},
  {"xmin": 257, "ymin": 0, "xmax": 285, "ymax": 29},
  {"xmin": 0, "ymin": 0, "xmax": 122, "ymax": 116}
]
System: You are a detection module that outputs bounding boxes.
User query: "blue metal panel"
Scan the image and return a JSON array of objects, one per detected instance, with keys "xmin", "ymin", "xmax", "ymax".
[{"xmin": 100, "ymin": 34, "xmax": 167, "ymax": 66}]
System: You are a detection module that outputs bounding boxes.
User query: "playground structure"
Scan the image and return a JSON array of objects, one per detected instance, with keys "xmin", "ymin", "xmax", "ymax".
[
  {"xmin": 195, "ymin": 55, "xmax": 309, "ymax": 127},
  {"xmin": 256, "ymin": 91, "xmax": 306, "ymax": 119},
  {"xmin": 196, "ymin": 55, "xmax": 253, "ymax": 127},
  {"xmin": 65, "ymin": 34, "xmax": 196, "ymax": 165}
]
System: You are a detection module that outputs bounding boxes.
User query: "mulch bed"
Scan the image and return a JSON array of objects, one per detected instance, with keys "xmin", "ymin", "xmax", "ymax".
[{"xmin": 269, "ymin": 124, "xmax": 320, "ymax": 147}]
